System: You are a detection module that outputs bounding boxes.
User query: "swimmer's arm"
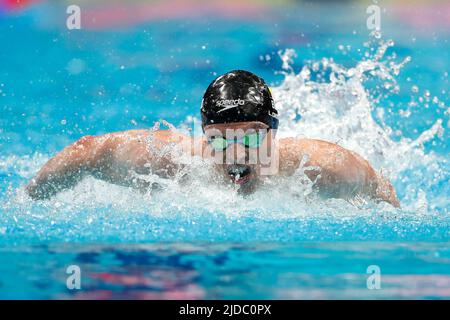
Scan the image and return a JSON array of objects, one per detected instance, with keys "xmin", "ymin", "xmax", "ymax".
[
  {"xmin": 282, "ymin": 138, "xmax": 400, "ymax": 207},
  {"xmin": 26, "ymin": 135, "xmax": 102, "ymax": 200},
  {"xmin": 26, "ymin": 130, "xmax": 188, "ymax": 200},
  {"xmin": 345, "ymin": 148, "xmax": 400, "ymax": 208}
]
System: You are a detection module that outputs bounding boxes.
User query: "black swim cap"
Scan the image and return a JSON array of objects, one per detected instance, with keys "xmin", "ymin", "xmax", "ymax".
[{"xmin": 201, "ymin": 70, "xmax": 279, "ymax": 131}]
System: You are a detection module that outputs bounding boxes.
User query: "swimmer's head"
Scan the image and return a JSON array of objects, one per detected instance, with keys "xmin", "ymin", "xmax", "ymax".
[
  {"xmin": 201, "ymin": 70, "xmax": 279, "ymax": 193},
  {"xmin": 201, "ymin": 70, "xmax": 278, "ymax": 130}
]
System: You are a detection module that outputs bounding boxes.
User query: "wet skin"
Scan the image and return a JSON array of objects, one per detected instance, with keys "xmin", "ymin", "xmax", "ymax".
[{"xmin": 26, "ymin": 121, "xmax": 400, "ymax": 207}]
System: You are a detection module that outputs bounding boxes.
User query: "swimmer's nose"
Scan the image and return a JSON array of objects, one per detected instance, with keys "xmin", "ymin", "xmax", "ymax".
[{"xmin": 225, "ymin": 143, "xmax": 247, "ymax": 164}]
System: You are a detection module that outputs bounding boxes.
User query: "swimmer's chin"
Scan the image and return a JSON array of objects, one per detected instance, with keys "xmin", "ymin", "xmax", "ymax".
[{"xmin": 235, "ymin": 177, "xmax": 258, "ymax": 195}]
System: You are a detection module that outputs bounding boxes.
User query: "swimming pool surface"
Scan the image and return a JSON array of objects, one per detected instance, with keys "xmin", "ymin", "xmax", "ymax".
[{"xmin": 0, "ymin": 0, "xmax": 449, "ymax": 299}]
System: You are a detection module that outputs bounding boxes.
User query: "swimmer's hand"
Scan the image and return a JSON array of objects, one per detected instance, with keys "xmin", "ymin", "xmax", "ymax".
[
  {"xmin": 26, "ymin": 135, "xmax": 99, "ymax": 200},
  {"xmin": 373, "ymin": 172, "xmax": 400, "ymax": 208},
  {"xmin": 26, "ymin": 130, "xmax": 186, "ymax": 200}
]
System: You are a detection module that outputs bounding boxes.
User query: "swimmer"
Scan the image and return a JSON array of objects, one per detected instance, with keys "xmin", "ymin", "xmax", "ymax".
[{"xmin": 26, "ymin": 70, "xmax": 400, "ymax": 207}]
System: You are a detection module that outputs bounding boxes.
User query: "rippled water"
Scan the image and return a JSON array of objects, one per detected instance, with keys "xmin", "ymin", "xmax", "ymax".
[
  {"xmin": 2, "ymin": 242, "xmax": 450, "ymax": 300},
  {"xmin": 0, "ymin": 1, "xmax": 449, "ymax": 299}
]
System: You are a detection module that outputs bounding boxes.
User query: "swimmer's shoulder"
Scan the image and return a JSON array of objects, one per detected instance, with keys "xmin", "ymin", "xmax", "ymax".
[
  {"xmin": 95, "ymin": 129, "xmax": 190, "ymax": 143},
  {"xmin": 279, "ymin": 137, "xmax": 347, "ymax": 154},
  {"xmin": 284, "ymin": 138, "xmax": 369, "ymax": 166},
  {"xmin": 279, "ymin": 137, "xmax": 374, "ymax": 177},
  {"xmin": 278, "ymin": 137, "xmax": 350, "ymax": 172}
]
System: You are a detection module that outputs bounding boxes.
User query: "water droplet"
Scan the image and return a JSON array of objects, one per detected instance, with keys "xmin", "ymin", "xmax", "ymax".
[{"xmin": 372, "ymin": 30, "xmax": 381, "ymax": 39}]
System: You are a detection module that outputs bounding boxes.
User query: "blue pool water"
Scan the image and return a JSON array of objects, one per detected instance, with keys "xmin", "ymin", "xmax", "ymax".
[{"xmin": 0, "ymin": 1, "xmax": 449, "ymax": 299}]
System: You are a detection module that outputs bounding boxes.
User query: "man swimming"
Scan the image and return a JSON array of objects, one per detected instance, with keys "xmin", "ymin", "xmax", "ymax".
[{"xmin": 26, "ymin": 70, "xmax": 400, "ymax": 207}]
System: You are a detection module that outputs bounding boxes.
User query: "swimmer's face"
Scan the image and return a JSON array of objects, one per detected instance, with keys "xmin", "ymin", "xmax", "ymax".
[{"xmin": 203, "ymin": 121, "xmax": 276, "ymax": 194}]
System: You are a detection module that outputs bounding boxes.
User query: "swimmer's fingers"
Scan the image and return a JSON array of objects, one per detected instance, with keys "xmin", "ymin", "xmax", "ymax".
[
  {"xmin": 26, "ymin": 179, "xmax": 52, "ymax": 200},
  {"xmin": 26, "ymin": 170, "xmax": 84, "ymax": 200},
  {"xmin": 26, "ymin": 174, "xmax": 71, "ymax": 200},
  {"xmin": 375, "ymin": 176, "xmax": 400, "ymax": 208}
]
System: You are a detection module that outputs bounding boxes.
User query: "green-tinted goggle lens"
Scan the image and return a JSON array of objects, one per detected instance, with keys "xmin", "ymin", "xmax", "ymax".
[
  {"xmin": 208, "ymin": 132, "xmax": 265, "ymax": 150},
  {"xmin": 209, "ymin": 137, "xmax": 228, "ymax": 150},
  {"xmin": 242, "ymin": 133, "xmax": 263, "ymax": 148}
]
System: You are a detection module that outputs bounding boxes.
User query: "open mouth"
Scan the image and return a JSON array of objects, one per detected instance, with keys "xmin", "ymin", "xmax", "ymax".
[{"xmin": 227, "ymin": 165, "xmax": 252, "ymax": 185}]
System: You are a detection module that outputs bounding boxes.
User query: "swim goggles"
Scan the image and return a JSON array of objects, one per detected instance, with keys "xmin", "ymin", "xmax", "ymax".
[{"xmin": 207, "ymin": 131, "xmax": 266, "ymax": 151}]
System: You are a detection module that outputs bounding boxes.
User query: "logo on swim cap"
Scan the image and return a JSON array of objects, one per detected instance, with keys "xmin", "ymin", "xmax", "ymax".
[
  {"xmin": 268, "ymin": 110, "xmax": 278, "ymax": 118},
  {"xmin": 216, "ymin": 99, "xmax": 245, "ymax": 113}
]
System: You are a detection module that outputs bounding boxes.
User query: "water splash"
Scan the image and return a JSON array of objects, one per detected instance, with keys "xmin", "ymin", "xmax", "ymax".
[
  {"xmin": 272, "ymin": 37, "xmax": 447, "ymax": 215},
  {"xmin": 0, "ymin": 36, "xmax": 448, "ymax": 244}
]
